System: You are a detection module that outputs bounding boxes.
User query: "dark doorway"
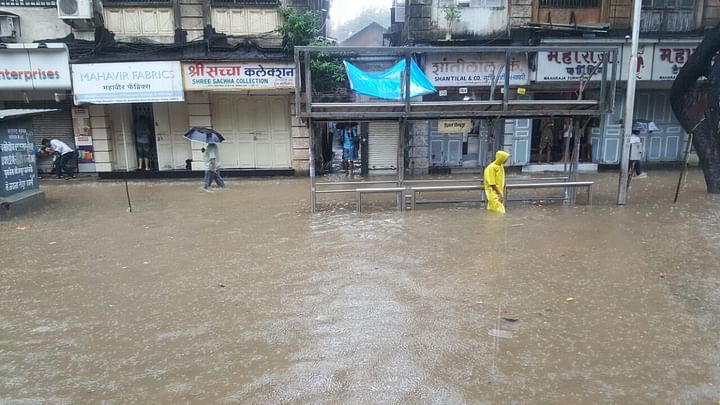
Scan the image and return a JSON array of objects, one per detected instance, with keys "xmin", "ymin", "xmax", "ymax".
[{"xmin": 132, "ymin": 104, "xmax": 157, "ymax": 171}]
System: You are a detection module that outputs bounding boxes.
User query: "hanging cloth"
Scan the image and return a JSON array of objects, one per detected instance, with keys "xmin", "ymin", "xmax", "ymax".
[{"xmin": 343, "ymin": 59, "xmax": 437, "ymax": 101}]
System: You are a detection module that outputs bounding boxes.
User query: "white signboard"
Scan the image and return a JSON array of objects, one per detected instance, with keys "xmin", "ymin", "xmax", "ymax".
[
  {"xmin": 182, "ymin": 62, "xmax": 296, "ymax": 91},
  {"xmin": 620, "ymin": 44, "xmax": 652, "ymax": 81},
  {"xmin": 536, "ymin": 50, "xmax": 620, "ymax": 82},
  {"xmin": 651, "ymin": 44, "xmax": 697, "ymax": 81},
  {"xmin": 72, "ymin": 61, "xmax": 184, "ymax": 104},
  {"xmin": 0, "ymin": 44, "xmax": 71, "ymax": 90},
  {"xmin": 425, "ymin": 53, "xmax": 529, "ymax": 87}
]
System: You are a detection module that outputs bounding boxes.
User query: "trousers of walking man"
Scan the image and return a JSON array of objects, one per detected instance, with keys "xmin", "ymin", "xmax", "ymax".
[
  {"xmin": 203, "ymin": 143, "xmax": 225, "ymax": 191},
  {"xmin": 484, "ymin": 150, "xmax": 510, "ymax": 214}
]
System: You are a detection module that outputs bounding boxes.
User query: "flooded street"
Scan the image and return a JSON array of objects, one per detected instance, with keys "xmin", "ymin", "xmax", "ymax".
[{"xmin": 1, "ymin": 170, "xmax": 719, "ymax": 403}]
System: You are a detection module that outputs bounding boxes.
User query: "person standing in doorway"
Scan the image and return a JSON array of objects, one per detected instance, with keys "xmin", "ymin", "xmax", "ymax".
[
  {"xmin": 539, "ymin": 121, "xmax": 554, "ymax": 163},
  {"xmin": 135, "ymin": 117, "xmax": 153, "ymax": 171},
  {"xmin": 630, "ymin": 130, "xmax": 647, "ymax": 178},
  {"xmin": 562, "ymin": 118, "xmax": 573, "ymax": 164},
  {"xmin": 203, "ymin": 143, "xmax": 225, "ymax": 191},
  {"xmin": 342, "ymin": 123, "xmax": 360, "ymax": 176},
  {"xmin": 484, "ymin": 150, "xmax": 510, "ymax": 214},
  {"xmin": 41, "ymin": 138, "xmax": 76, "ymax": 179}
]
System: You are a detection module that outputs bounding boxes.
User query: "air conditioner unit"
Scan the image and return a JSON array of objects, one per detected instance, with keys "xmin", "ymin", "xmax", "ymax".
[
  {"xmin": 0, "ymin": 15, "xmax": 18, "ymax": 39},
  {"xmin": 57, "ymin": 0, "xmax": 93, "ymax": 19}
]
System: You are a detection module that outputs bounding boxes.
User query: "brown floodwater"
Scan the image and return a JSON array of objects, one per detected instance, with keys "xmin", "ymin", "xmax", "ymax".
[{"xmin": 1, "ymin": 169, "xmax": 719, "ymax": 404}]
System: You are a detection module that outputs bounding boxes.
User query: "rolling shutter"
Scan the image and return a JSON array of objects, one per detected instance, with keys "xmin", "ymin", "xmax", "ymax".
[
  {"xmin": 368, "ymin": 121, "xmax": 399, "ymax": 172},
  {"xmin": 5, "ymin": 100, "xmax": 75, "ymax": 174}
]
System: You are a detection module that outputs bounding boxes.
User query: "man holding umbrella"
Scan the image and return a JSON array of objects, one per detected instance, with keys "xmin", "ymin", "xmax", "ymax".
[{"xmin": 183, "ymin": 127, "xmax": 226, "ymax": 191}]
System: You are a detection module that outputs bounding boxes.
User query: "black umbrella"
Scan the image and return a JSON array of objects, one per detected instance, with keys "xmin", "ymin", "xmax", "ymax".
[{"xmin": 183, "ymin": 127, "xmax": 225, "ymax": 144}]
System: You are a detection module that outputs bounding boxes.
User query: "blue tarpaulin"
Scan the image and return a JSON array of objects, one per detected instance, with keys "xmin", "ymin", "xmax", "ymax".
[{"xmin": 343, "ymin": 59, "xmax": 437, "ymax": 100}]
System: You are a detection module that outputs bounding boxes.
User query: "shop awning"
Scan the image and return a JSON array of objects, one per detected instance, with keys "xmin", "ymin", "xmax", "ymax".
[{"xmin": 0, "ymin": 109, "xmax": 59, "ymax": 120}]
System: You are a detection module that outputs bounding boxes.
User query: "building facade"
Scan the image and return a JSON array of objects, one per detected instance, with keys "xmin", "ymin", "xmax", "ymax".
[
  {"xmin": 388, "ymin": 0, "xmax": 715, "ymax": 173},
  {"xmin": 1, "ymin": 0, "xmax": 329, "ymax": 175}
]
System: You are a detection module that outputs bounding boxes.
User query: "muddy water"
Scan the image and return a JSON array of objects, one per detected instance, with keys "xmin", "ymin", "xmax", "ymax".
[{"xmin": 1, "ymin": 171, "xmax": 719, "ymax": 403}]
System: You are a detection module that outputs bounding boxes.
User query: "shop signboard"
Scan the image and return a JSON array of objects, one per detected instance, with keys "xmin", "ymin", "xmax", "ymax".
[
  {"xmin": 182, "ymin": 62, "xmax": 296, "ymax": 91},
  {"xmin": 0, "ymin": 43, "xmax": 71, "ymax": 91},
  {"xmin": 438, "ymin": 119, "xmax": 471, "ymax": 134},
  {"xmin": 72, "ymin": 61, "xmax": 184, "ymax": 104},
  {"xmin": 424, "ymin": 53, "xmax": 529, "ymax": 87},
  {"xmin": 651, "ymin": 43, "xmax": 698, "ymax": 81},
  {"xmin": 536, "ymin": 49, "xmax": 620, "ymax": 82},
  {"xmin": 1, "ymin": 118, "xmax": 37, "ymax": 198}
]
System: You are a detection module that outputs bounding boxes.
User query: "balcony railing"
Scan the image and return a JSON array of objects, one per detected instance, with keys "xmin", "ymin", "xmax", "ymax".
[
  {"xmin": 102, "ymin": 0, "xmax": 170, "ymax": 4},
  {"xmin": 539, "ymin": 0, "xmax": 599, "ymax": 8},
  {"xmin": 0, "ymin": 0, "xmax": 55, "ymax": 6}
]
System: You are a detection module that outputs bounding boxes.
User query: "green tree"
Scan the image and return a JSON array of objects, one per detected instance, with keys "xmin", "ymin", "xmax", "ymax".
[
  {"xmin": 332, "ymin": 7, "xmax": 390, "ymax": 42},
  {"xmin": 276, "ymin": 7, "xmax": 346, "ymax": 92},
  {"xmin": 276, "ymin": 7, "xmax": 322, "ymax": 54}
]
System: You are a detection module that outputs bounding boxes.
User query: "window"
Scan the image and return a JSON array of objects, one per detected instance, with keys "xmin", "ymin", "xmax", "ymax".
[
  {"xmin": 212, "ymin": 0, "xmax": 279, "ymax": 6},
  {"xmin": 642, "ymin": 0, "xmax": 694, "ymax": 9},
  {"xmin": 102, "ymin": 0, "xmax": 170, "ymax": 4},
  {"xmin": 539, "ymin": 0, "xmax": 599, "ymax": 8},
  {"xmin": 0, "ymin": 0, "xmax": 55, "ymax": 6},
  {"xmin": 440, "ymin": 0, "xmax": 504, "ymax": 7}
]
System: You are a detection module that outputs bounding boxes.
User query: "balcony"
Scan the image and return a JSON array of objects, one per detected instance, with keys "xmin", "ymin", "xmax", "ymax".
[
  {"xmin": 535, "ymin": 0, "xmax": 604, "ymax": 26},
  {"xmin": 640, "ymin": 0, "xmax": 696, "ymax": 32},
  {"xmin": 212, "ymin": 0, "xmax": 279, "ymax": 6},
  {"xmin": 0, "ymin": 0, "xmax": 55, "ymax": 6}
]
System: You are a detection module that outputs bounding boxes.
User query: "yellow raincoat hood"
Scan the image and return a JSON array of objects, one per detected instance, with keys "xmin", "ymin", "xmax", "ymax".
[{"xmin": 494, "ymin": 150, "xmax": 510, "ymax": 165}]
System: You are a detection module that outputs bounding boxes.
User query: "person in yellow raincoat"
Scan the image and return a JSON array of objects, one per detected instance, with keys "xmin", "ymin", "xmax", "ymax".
[{"xmin": 484, "ymin": 150, "xmax": 511, "ymax": 213}]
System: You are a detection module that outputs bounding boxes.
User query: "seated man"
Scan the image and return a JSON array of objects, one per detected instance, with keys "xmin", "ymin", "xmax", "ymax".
[{"xmin": 41, "ymin": 138, "xmax": 76, "ymax": 179}]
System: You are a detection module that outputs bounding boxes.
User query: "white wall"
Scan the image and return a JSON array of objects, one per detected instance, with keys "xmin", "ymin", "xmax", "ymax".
[
  {"xmin": 434, "ymin": 1, "xmax": 507, "ymax": 37},
  {"xmin": 0, "ymin": 7, "xmax": 71, "ymax": 42}
]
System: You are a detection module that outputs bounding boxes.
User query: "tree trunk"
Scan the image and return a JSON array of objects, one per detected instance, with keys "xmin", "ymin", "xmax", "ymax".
[{"xmin": 670, "ymin": 24, "xmax": 720, "ymax": 193}]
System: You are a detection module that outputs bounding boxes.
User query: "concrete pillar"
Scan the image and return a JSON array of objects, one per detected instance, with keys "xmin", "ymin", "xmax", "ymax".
[
  {"xmin": 88, "ymin": 105, "xmax": 113, "ymax": 172},
  {"xmin": 290, "ymin": 100, "xmax": 309, "ymax": 175},
  {"xmin": 186, "ymin": 92, "xmax": 212, "ymax": 171},
  {"xmin": 408, "ymin": 120, "xmax": 430, "ymax": 176}
]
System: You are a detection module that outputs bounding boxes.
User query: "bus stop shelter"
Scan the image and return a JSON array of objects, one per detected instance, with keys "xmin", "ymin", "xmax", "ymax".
[{"xmin": 294, "ymin": 46, "xmax": 619, "ymax": 212}]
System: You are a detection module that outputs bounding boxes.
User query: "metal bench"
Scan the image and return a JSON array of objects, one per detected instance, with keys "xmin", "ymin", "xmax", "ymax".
[
  {"xmin": 356, "ymin": 187, "xmax": 407, "ymax": 212},
  {"xmin": 505, "ymin": 181, "xmax": 594, "ymax": 205}
]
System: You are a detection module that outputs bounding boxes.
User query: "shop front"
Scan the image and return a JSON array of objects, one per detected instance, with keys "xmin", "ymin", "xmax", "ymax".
[
  {"xmin": 71, "ymin": 61, "xmax": 186, "ymax": 172},
  {"xmin": 0, "ymin": 43, "xmax": 73, "ymax": 174},
  {"xmin": 182, "ymin": 61, "xmax": 295, "ymax": 170},
  {"xmin": 420, "ymin": 52, "xmax": 531, "ymax": 172},
  {"xmin": 535, "ymin": 40, "xmax": 698, "ymax": 166}
]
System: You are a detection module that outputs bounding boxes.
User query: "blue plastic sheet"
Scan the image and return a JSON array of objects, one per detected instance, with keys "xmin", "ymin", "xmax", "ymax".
[{"xmin": 343, "ymin": 59, "xmax": 437, "ymax": 100}]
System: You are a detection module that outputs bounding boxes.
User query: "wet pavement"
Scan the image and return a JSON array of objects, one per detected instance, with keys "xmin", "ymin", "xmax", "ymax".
[{"xmin": 1, "ymin": 170, "xmax": 719, "ymax": 404}]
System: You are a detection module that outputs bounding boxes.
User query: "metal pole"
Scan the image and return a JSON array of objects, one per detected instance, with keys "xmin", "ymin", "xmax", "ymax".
[
  {"xmin": 674, "ymin": 132, "xmax": 693, "ymax": 203},
  {"xmin": 673, "ymin": 118, "xmax": 703, "ymax": 203},
  {"xmin": 503, "ymin": 51, "xmax": 510, "ymax": 112},
  {"xmin": 120, "ymin": 107, "xmax": 133, "ymax": 213},
  {"xmin": 617, "ymin": 0, "xmax": 642, "ymax": 205},
  {"xmin": 304, "ymin": 51, "xmax": 312, "ymax": 115},
  {"xmin": 294, "ymin": 48, "xmax": 302, "ymax": 118},
  {"xmin": 308, "ymin": 118, "xmax": 316, "ymax": 213}
]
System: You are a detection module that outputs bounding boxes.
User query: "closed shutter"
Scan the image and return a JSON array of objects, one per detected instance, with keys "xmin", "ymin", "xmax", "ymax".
[
  {"xmin": 368, "ymin": 121, "xmax": 399, "ymax": 171},
  {"xmin": 5, "ymin": 100, "xmax": 75, "ymax": 174}
]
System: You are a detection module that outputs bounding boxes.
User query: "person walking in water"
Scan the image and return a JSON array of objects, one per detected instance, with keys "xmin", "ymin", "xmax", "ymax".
[
  {"xmin": 484, "ymin": 150, "xmax": 510, "ymax": 214},
  {"xmin": 203, "ymin": 143, "xmax": 225, "ymax": 191}
]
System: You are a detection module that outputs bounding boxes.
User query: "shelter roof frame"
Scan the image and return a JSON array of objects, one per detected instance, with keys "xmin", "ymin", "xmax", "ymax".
[{"xmin": 294, "ymin": 45, "xmax": 619, "ymax": 122}]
